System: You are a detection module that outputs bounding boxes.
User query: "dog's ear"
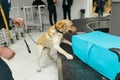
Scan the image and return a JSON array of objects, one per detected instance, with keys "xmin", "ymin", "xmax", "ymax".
[{"xmin": 56, "ymin": 20, "xmax": 66, "ymax": 29}]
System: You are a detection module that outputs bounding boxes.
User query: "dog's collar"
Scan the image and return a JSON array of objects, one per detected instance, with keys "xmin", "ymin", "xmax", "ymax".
[{"xmin": 55, "ymin": 24, "xmax": 65, "ymax": 34}]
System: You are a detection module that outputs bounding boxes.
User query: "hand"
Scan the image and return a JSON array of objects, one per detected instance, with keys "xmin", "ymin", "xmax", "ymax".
[
  {"xmin": 0, "ymin": 47, "xmax": 15, "ymax": 60},
  {"xmin": 54, "ymin": 0, "xmax": 58, "ymax": 4},
  {"xmin": 12, "ymin": 18, "xmax": 25, "ymax": 27}
]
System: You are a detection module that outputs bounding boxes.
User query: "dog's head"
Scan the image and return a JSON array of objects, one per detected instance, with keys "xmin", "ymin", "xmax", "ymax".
[{"xmin": 55, "ymin": 19, "xmax": 77, "ymax": 34}]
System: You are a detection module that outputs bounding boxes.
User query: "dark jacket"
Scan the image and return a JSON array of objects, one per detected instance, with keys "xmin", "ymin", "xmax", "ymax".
[
  {"xmin": 62, "ymin": 0, "xmax": 73, "ymax": 7},
  {"xmin": 47, "ymin": 0, "xmax": 56, "ymax": 10},
  {"xmin": 0, "ymin": 0, "xmax": 11, "ymax": 29}
]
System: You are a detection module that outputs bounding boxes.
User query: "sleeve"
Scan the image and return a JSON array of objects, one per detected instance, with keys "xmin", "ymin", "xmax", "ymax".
[
  {"xmin": 0, "ymin": 0, "xmax": 12, "ymax": 29},
  {"xmin": 9, "ymin": 18, "xmax": 13, "ymax": 27}
]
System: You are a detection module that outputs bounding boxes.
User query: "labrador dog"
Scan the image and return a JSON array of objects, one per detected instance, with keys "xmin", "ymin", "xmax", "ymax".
[{"xmin": 36, "ymin": 19, "xmax": 76, "ymax": 72}]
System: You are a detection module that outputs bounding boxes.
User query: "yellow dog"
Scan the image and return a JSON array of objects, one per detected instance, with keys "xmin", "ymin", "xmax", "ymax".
[{"xmin": 36, "ymin": 19, "xmax": 76, "ymax": 72}]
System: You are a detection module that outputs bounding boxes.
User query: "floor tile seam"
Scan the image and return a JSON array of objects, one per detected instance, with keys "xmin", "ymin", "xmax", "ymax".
[
  {"xmin": 45, "ymin": 61, "xmax": 58, "ymax": 74},
  {"xmin": 12, "ymin": 69, "xmax": 26, "ymax": 79},
  {"xmin": 10, "ymin": 60, "xmax": 34, "ymax": 70}
]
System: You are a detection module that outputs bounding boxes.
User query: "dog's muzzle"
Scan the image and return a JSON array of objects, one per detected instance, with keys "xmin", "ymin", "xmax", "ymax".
[
  {"xmin": 68, "ymin": 30, "xmax": 72, "ymax": 33},
  {"xmin": 69, "ymin": 26, "xmax": 77, "ymax": 33}
]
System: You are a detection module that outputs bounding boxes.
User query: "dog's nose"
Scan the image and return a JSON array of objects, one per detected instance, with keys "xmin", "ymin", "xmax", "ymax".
[{"xmin": 68, "ymin": 30, "xmax": 72, "ymax": 33}]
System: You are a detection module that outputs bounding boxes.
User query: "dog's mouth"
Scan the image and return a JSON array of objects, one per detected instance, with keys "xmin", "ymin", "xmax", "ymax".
[{"xmin": 68, "ymin": 26, "xmax": 77, "ymax": 34}]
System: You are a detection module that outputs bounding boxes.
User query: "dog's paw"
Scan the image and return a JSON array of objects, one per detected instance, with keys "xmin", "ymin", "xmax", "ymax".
[
  {"xmin": 69, "ymin": 43, "xmax": 72, "ymax": 46},
  {"xmin": 48, "ymin": 55, "xmax": 54, "ymax": 60},
  {"xmin": 37, "ymin": 69, "xmax": 41, "ymax": 72},
  {"xmin": 66, "ymin": 54, "xmax": 73, "ymax": 60},
  {"xmin": 36, "ymin": 67, "xmax": 41, "ymax": 72}
]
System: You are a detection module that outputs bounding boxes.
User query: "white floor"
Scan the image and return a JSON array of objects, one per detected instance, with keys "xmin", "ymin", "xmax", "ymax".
[{"xmin": 2, "ymin": 26, "xmax": 58, "ymax": 80}]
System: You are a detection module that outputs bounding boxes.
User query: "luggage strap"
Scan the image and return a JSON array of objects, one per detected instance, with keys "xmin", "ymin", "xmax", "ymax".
[{"xmin": 109, "ymin": 48, "xmax": 120, "ymax": 62}]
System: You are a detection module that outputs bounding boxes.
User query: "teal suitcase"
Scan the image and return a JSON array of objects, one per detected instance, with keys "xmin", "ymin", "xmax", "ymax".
[{"xmin": 72, "ymin": 31, "xmax": 120, "ymax": 80}]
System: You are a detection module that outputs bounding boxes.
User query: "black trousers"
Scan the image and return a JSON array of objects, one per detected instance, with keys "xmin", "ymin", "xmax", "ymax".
[
  {"xmin": 0, "ymin": 58, "xmax": 14, "ymax": 80},
  {"xmin": 98, "ymin": 5, "xmax": 104, "ymax": 17},
  {"xmin": 63, "ymin": 5, "xmax": 71, "ymax": 20},
  {"xmin": 48, "ymin": 5, "xmax": 57, "ymax": 26}
]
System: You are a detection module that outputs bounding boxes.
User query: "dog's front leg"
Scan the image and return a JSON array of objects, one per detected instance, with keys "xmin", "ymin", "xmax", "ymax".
[
  {"xmin": 37, "ymin": 45, "xmax": 44, "ymax": 72},
  {"xmin": 62, "ymin": 38, "xmax": 72, "ymax": 46},
  {"xmin": 53, "ymin": 45, "xmax": 73, "ymax": 59}
]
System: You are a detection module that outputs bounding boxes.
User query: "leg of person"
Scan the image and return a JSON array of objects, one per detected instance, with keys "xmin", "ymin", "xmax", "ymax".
[
  {"xmin": 53, "ymin": 7, "xmax": 57, "ymax": 24},
  {"xmin": 101, "ymin": 6, "xmax": 104, "ymax": 16},
  {"xmin": 49, "ymin": 9, "xmax": 53, "ymax": 26},
  {"xmin": 98, "ymin": 8, "xmax": 101, "ymax": 17},
  {"xmin": 101, "ymin": 12, "xmax": 103, "ymax": 16},
  {"xmin": 67, "ymin": 6, "xmax": 71, "ymax": 20},
  {"xmin": 0, "ymin": 58, "xmax": 14, "ymax": 80},
  {"xmin": 63, "ymin": 6, "xmax": 67, "ymax": 19}
]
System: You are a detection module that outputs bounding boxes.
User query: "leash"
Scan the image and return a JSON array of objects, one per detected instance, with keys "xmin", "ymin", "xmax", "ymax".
[
  {"xmin": 0, "ymin": 4, "xmax": 11, "ymax": 40},
  {"xmin": 27, "ymin": 24, "xmax": 66, "ymax": 45},
  {"xmin": 0, "ymin": 2, "xmax": 31, "ymax": 53},
  {"xmin": 23, "ymin": 32, "xmax": 31, "ymax": 53},
  {"xmin": 22, "ymin": 31, "xmax": 49, "ymax": 53},
  {"xmin": 27, "ymin": 32, "xmax": 51, "ymax": 45},
  {"xmin": 24, "ymin": 23, "xmax": 66, "ymax": 53}
]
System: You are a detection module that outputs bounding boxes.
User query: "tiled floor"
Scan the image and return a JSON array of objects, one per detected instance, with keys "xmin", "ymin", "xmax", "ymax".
[{"xmin": 2, "ymin": 26, "xmax": 58, "ymax": 80}]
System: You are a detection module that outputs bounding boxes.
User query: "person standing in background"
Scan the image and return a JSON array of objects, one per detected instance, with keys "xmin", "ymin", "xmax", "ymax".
[
  {"xmin": 96, "ymin": 0, "xmax": 106, "ymax": 17},
  {"xmin": 0, "ymin": 0, "xmax": 24, "ymax": 80},
  {"xmin": 47, "ymin": 0, "xmax": 58, "ymax": 26},
  {"xmin": 62, "ymin": 0, "xmax": 73, "ymax": 20}
]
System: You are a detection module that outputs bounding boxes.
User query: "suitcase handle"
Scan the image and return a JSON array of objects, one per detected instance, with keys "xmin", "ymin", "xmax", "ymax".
[{"xmin": 109, "ymin": 48, "xmax": 120, "ymax": 62}]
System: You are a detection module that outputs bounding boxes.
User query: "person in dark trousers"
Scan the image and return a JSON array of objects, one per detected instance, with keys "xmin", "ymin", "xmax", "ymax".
[
  {"xmin": 96, "ymin": 0, "xmax": 106, "ymax": 17},
  {"xmin": 47, "ymin": 0, "xmax": 57, "ymax": 26},
  {"xmin": 62, "ymin": 0, "xmax": 73, "ymax": 20},
  {"xmin": 0, "ymin": 0, "xmax": 24, "ymax": 80}
]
